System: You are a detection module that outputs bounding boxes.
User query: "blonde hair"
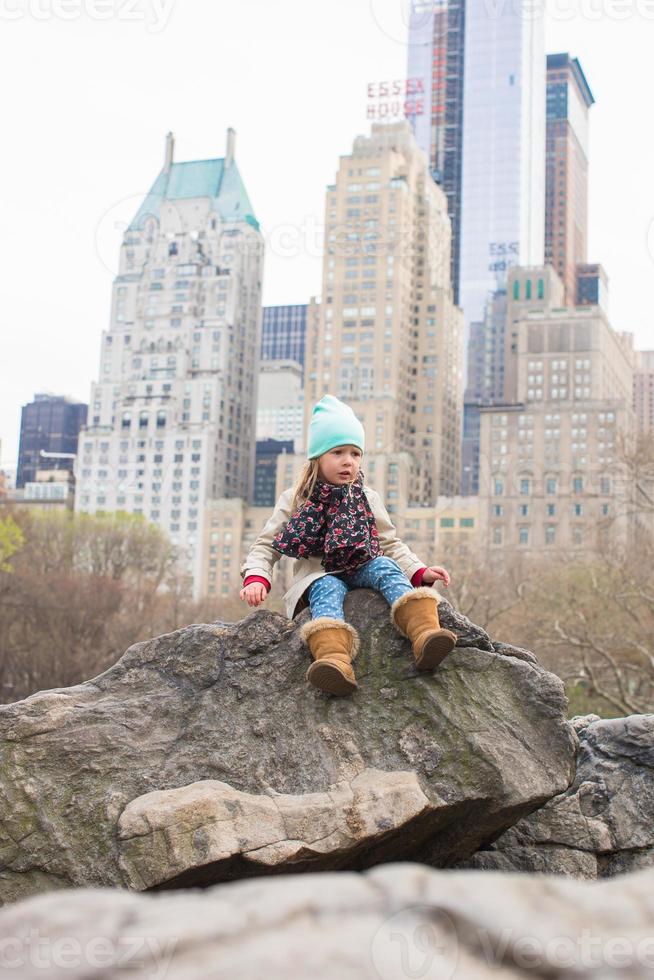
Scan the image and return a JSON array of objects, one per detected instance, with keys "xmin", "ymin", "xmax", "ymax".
[
  {"xmin": 290, "ymin": 459, "xmax": 320, "ymax": 514},
  {"xmin": 290, "ymin": 452, "xmax": 362, "ymax": 513}
]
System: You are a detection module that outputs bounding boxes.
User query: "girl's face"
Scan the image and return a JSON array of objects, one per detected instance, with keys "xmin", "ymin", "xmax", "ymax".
[{"xmin": 318, "ymin": 445, "xmax": 362, "ymax": 486}]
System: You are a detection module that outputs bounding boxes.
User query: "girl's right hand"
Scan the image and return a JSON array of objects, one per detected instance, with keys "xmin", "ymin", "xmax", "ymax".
[{"xmin": 239, "ymin": 583, "xmax": 267, "ymax": 607}]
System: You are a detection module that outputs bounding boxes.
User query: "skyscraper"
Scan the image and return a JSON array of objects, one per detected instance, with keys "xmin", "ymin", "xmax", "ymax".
[
  {"xmin": 75, "ymin": 130, "xmax": 264, "ymax": 595},
  {"xmin": 261, "ymin": 304, "xmax": 308, "ymax": 368},
  {"xmin": 408, "ymin": 0, "xmax": 545, "ymax": 362},
  {"xmin": 459, "ymin": 0, "xmax": 545, "ymax": 343},
  {"xmin": 304, "ymin": 121, "xmax": 463, "ymax": 502},
  {"xmin": 545, "ymin": 54, "xmax": 595, "ymax": 304},
  {"xmin": 408, "ymin": 0, "xmax": 465, "ymax": 303},
  {"xmin": 17, "ymin": 394, "xmax": 87, "ymax": 488}
]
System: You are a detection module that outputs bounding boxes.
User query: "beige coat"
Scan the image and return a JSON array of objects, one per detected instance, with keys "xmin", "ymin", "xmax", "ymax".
[{"xmin": 240, "ymin": 485, "xmax": 426, "ymax": 620}]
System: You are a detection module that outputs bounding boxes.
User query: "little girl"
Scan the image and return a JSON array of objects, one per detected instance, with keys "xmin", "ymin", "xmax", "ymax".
[{"xmin": 240, "ymin": 394, "xmax": 456, "ymax": 696}]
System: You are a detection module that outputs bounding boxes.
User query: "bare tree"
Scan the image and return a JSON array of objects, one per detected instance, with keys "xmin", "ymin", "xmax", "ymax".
[{"xmin": 514, "ymin": 549, "xmax": 654, "ymax": 715}]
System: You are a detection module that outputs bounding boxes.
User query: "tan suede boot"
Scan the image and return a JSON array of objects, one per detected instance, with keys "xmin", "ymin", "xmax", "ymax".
[
  {"xmin": 390, "ymin": 587, "xmax": 457, "ymax": 670},
  {"xmin": 300, "ymin": 617, "xmax": 359, "ymax": 696}
]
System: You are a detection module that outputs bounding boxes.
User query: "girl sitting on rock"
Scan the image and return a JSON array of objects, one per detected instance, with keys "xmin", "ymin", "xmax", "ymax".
[{"xmin": 239, "ymin": 394, "xmax": 456, "ymax": 696}]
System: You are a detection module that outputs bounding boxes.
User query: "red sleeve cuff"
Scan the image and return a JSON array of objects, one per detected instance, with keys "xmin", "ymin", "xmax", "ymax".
[
  {"xmin": 243, "ymin": 575, "xmax": 271, "ymax": 592},
  {"xmin": 411, "ymin": 567, "xmax": 427, "ymax": 587}
]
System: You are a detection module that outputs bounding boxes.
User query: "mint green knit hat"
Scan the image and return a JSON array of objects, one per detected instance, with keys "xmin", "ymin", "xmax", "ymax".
[{"xmin": 307, "ymin": 395, "xmax": 365, "ymax": 459}]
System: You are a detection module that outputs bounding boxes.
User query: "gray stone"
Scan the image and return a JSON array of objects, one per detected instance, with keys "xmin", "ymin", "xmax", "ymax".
[
  {"xmin": 0, "ymin": 590, "xmax": 576, "ymax": 905},
  {"xmin": 1, "ymin": 862, "xmax": 653, "ymax": 978},
  {"xmin": 455, "ymin": 714, "xmax": 654, "ymax": 879}
]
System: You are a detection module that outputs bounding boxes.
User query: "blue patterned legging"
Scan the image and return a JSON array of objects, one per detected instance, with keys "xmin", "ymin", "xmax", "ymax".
[{"xmin": 307, "ymin": 555, "xmax": 414, "ymax": 621}]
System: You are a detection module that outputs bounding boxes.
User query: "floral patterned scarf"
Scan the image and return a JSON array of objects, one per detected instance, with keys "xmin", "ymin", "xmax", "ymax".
[{"xmin": 271, "ymin": 472, "xmax": 381, "ymax": 574}]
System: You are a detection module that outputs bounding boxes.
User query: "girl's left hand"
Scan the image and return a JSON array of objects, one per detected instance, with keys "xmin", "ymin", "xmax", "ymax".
[{"xmin": 422, "ymin": 566, "xmax": 450, "ymax": 587}]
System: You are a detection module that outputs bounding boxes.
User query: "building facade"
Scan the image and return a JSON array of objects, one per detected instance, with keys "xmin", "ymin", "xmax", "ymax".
[
  {"xmin": 458, "ymin": 0, "xmax": 545, "ymax": 361},
  {"xmin": 479, "ymin": 265, "xmax": 636, "ymax": 554},
  {"xmin": 634, "ymin": 350, "xmax": 654, "ymax": 436},
  {"xmin": 407, "ymin": 0, "xmax": 466, "ymax": 303},
  {"xmin": 261, "ymin": 304, "xmax": 308, "ymax": 368},
  {"xmin": 576, "ymin": 263, "xmax": 609, "ymax": 312},
  {"xmin": 253, "ymin": 439, "xmax": 294, "ymax": 508},
  {"xmin": 545, "ymin": 54, "xmax": 595, "ymax": 304},
  {"xmin": 16, "ymin": 394, "xmax": 87, "ymax": 489},
  {"xmin": 304, "ymin": 121, "xmax": 463, "ymax": 504},
  {"xmin": 256, "ymin": 359, "xmax": 304, "ymax": 450},
  {"xmin": 75, "ymin": 130, "xmax": 264, "ymax": 596}
]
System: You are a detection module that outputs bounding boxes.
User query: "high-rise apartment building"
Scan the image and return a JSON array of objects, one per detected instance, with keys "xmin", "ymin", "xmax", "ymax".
[
  {"xmin": 503, "ymin": 265, "xmax": 566, "ymax": 404},
  {"xmin": 261, "ymin": 304, "xmax": 308, "ymax": 368},
  {"xmin": 253, "ymin": 439, "xmax": 294, "ymax": 508},
  {"xmin": 17, "ymin": 394, "xmax": 87, "ymax": 488},
  {"xmin": 479, "ymin": 265, "xmax": 635, "ymax": 553},
  {"xmin": 461, "ymin": 288, "xmax": 508, "ymax": 494},
  {"xmin": 304, "ymin": 121, "xmax": 463, "ymax": 502},
  {"xmin": 75, "ymin": 130, "xmax": 264, "ymax": 596},
  {"xmin": 465, "ymin": 288, "xmax": 508, "ymax": 405},
  {"xmin": 634, "ymin": 350, "xmax": 654, "ymax": 436},
  {"xmin": 256, "ymin": 360, "xmax": 304, "ymax": 451},
  {"xmin": 545, "ymin": 54, "xmax": 595, "ymax": 304}
]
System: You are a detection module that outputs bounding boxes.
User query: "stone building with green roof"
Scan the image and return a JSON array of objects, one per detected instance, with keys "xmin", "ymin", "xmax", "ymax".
[{"xmin": 75, "ymin": 129, "xmax": 264, "ymax": 599}]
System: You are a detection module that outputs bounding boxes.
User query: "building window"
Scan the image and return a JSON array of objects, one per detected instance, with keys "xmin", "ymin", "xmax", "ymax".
[
  {"xmin": 440, "ymin": 518, "xmax": 455, "ymax": 528},
  {"xmin": 520, "ymin": 478, "xmax": 530, "ymax": 495},
  {"xmin": 519, "ymin": 527, "xmax": 529, "ymax": 546},
  {"xmin": 546, "ymin": 477, "xmax": 557, "ymax": 495},
  {"xmin": 459, "ymin": 517, "xmax": 474, "ymax": 528},
  {"xmin": 573, "ymin": 476, "xmax": 584, "ymax": 494},
  {"xmin": 525, "ymin": 279, "xmax": 532, "ymax": 300},
  {"xmin": 537, "ymin": 278, "xmax": 544, "ymax": 299},
  {"xmin": 545, "ymin": 525, "xmax": 556, "ymax": 545},
  {"xmin": 493, "ymin": 527, "xmax": 502, "ymax": 545},
  {"xmin": 512, "ymin": 279, "xmax": 520, "ymax": 301}
]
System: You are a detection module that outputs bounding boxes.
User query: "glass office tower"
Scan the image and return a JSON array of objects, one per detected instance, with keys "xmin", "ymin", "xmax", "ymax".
[
  {"xmin": 408, "ymin": 0, "xmax": 545, "ymax": 373},
  {"xmin": 459, "ymin": 0, "xmax": 545, "ymax": 351}
]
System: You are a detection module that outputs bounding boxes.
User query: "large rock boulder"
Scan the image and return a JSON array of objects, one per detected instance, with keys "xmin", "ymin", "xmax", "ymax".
[
  {"xmin": 1, "ymin": 862, "xmax": 653, "ymax": 978},
  {"xmin": 455, "ymin": 713, "xmax": 654, "ymax": 879},
  {"xmin": 0, "ymin": 592, "xmax": 576, "ymax": 905}
]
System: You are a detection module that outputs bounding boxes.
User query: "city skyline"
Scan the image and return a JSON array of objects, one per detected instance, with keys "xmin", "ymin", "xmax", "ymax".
[{"xmin": 2, "ymin": 1, "xmax": 654, "ymax": 467}]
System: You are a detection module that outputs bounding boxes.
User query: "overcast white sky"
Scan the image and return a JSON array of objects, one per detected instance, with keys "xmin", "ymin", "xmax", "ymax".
[{"xmin": 1, "ymin": 0, "xmax": 653, "ymax": 468}]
